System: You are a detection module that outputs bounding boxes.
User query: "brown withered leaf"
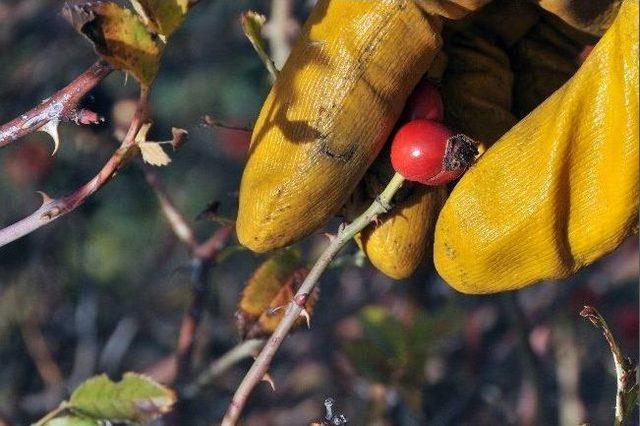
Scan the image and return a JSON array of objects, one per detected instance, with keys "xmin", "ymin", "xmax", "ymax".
[
  {"xmin": 237, "ymin": 249, "xmax": 318, "ymax": 339},
  {"xmin": 63, "ymin": 2, "xmax": 162, "ymax": 86},
  {"xmin": 129, "ymin": 0, "xmax": 195, "ymax": 40}
]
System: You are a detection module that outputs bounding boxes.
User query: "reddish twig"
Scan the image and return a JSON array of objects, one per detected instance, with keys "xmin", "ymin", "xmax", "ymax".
[
  {"xmin": 143, "ymin": 169, "xmax": 233, "ymax": 384},
  {"xmin": 0, "ymin": 60, "xmax": 113, "ymax": 148},
  {"xmin": 175, "ymin": 227, "xmax": 233, "ymax": 381},
  {"xmin": 144, "ymin": 169, "xmax": 233, "ymax": 426},
  {"xmin": 0, "ymin": 87, "xmax": 149, "ymax": 248},
  {"xmin": 19, "ymin": 321, "xmax": 64, "ymax": 388}
]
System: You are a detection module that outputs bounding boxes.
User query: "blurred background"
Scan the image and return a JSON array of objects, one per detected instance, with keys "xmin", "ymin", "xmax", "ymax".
[{"xmin": 0, "ymin": 1, "xmax": 637, "ymax": 425}]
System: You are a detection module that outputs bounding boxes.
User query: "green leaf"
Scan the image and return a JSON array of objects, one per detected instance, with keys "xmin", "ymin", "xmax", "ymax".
[
  {"xmin": 129, "ymin": 0, "xmax": 195, "ymax": 40},
  {"xmin": 63, "ymin": 2, "xmax": 162, "ymax": 86},
  {"xmin": 68, "ymin": 373, "xmax": 176, "ymax": 423},
  {"xmin": 44, "ymin": 416, "xmax": 98, "ymax": 426}
]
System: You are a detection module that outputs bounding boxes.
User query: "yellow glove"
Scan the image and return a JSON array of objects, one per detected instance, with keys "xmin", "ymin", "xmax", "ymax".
[
  {"xmin": 434, "ymin": 0, "xmax": 638, "ymax": 293},
  {"xmin": 236, "ymin": 0, "xmax": 488, "ymax": 253},
  {"xmin": 237, "ymin": 0, "xmax": 637, "ymax": 289}
]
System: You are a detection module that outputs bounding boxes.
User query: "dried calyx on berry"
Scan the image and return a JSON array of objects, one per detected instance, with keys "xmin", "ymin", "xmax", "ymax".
[
  {"xmin": 443, "ymin": 133, "xmax": 478, "ymax": 173},
  {"xmin": 390, "ymin": 119, "xmax": 478, "ymax": 186}
]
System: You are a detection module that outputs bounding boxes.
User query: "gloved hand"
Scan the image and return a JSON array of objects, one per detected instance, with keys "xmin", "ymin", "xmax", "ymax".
[
  {"xmin": 236, "ymin": 0, "xmax": 638, "ymax": 291},
  {"xmin": 434, "ymin": 0, "xmax": 638, "ymax": 293}
]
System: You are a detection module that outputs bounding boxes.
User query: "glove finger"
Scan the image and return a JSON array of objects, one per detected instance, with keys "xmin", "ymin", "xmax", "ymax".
[
  {"xmin": 358, "ymin": 184, "xmax": 447, "ymax": 279},
  {"xmin": 343, "ymin": 151, "xmax": 447, "ymax": 280},
  {"xmin": 360, "ymin": 2, "xmax": 533, "ymax": 278},
  {"xmin": 434, "ymin": 0, "xmax": 639, "ymax": 293},
  {"xmin": 237, "ymin": 0, "xmax": 444, "ymax": 252}
]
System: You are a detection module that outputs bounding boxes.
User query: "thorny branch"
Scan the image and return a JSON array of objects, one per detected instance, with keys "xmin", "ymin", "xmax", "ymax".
[
  {"xmin": 0, "ymin": 60, "xmax": 112, "ymax": 150},
  {"xmin": 0, "ymin": 86, "xmax": 149, "ymax": 249},
  {"xmin": 221, "ymin": 172, "xmax": 406, "ymax": 425},
  {"xmin": 580, "ymin": 306, "xmax": 639, "ymax": 425}
]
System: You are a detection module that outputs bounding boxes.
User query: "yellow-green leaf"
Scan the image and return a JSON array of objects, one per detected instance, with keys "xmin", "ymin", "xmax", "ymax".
[
  {"xmin": 44, "ymin": 416, "xmax": 98, "ymax": 426},
  {"xmin": 63, "ymin": 2, "xmax": 162, "ymax": 86},
  {"xmin": 129, "ymin": 0, "xmax": 194, "ymax": 40},
  {"xmin": 68, "ymin": 373, "xmax": 175, "ymax": 423}
]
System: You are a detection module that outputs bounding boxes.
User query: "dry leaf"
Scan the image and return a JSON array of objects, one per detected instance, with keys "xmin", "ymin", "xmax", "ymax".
[
  {"xmin": 136, "ymin": 123, "xmax": 171, "ymax": 166},
  {"xmin": 63, "ymin": 2, "xmax": 162, "ymax": 86},
  {"xmin": 139, "ymin": 142, "xmax": 171, "ymax": 166},
  {"xmin": 237, "ymin": 249, "xmax": 317, "ymax": 339}
]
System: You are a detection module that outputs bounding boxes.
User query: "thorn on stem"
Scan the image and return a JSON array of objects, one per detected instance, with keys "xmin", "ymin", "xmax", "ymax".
[
  {"xmin": 36, "ymin": 191, "xmax": 53, "ymax": 206},
  {"xmin": 299, "ymin": 308, "xmax": 311, "ymax": 329},
  {"xmin": 38, "ymin": 120, "xmax": 60, "ymax": 155},
  {"xmin": 262, "ymin": 372, "xmax": 276, "ymax": 391}
]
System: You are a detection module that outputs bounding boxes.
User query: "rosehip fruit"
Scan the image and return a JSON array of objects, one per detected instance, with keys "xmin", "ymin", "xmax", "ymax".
[
  {"xmin": 402, "ymin": 81, "xmax": 444, "ymax": 122},
  {"xmin": 390, "ymin": 119, "xmax": 477, "ymax": 185}
]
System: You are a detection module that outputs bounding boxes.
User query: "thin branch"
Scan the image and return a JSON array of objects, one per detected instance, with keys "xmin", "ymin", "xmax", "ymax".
[
  {"xmin": 143, "ymin": 168, "xmax": 234, "ymax": 386},
  {"xmin": 221, "ymin": 172, "xmax": 405, "ymax": 425},
  {"xmin": 0, "ymin": 87, "xmax": 149, "ymax": 248},
  {"xmin": 0, "ymin": 60, "xmax": 113, "ymax": 148},
  {"xmin": 174, "ymin": 226, "xmax": 234, "ymax": 383},
  {"xmin": 201, "ymin": 115, "xmax": 251, "ymax": 133},
  {"xmin": 181, "ymin": 339, "xmax": 265, "ymax": 399},
  {"xmin": 580, "ymin": 305, "xmax": 639, "ymax": 425},
  {"xmin": 144, "ymin": 169, "xmax": 197, "ymax": 250},
  {"xmin": 19, "ymin": 321, "xmax": 64, "ymax": 388}
]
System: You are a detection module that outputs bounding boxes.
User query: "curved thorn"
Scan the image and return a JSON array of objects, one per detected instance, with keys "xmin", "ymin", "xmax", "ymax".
[
  {"xmin": 261, "ymin": 372, "xmax": 276, "ymax": 391},
  {"xmin": 36, "ymin": 191, "xmax": 53, "ymax": 206},
  {"xmin": 300, "ymin": 308, "xmax": 311, "ymax": 329},
  {"xmin": 38, "ymin": 120, "xmax": 60, "ymax": 155}
]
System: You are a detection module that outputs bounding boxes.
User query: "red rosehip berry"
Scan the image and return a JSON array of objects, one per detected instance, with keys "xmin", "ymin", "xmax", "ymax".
[
  {"xmin": 390, "ymin": 119, "xmax": 477, "ymax": 185},
  {"xmin": 402, "ymin": 81, "xmax": 444, "ymax": 122}
]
